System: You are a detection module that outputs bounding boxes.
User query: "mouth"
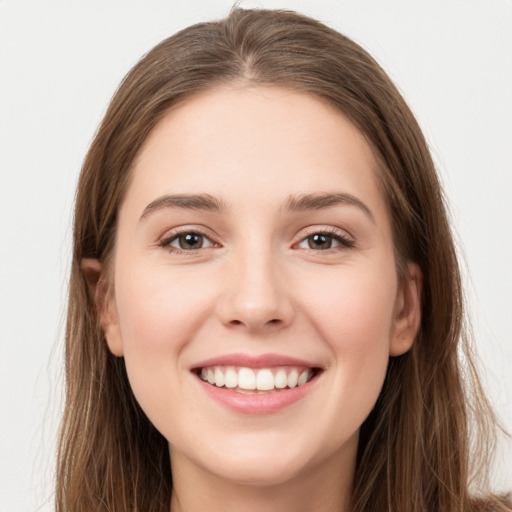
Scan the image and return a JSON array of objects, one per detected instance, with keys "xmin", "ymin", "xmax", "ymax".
[
  {"xmin": 194, "ymin": 365, "xmax": 322, "ymax": 394},
  {"xmin": 190, "ymin": 354, "xmax": 324, "ymax": 414}
]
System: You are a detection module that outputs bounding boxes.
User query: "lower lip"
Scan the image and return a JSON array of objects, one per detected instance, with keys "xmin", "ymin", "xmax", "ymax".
[{"xmin": 195, "ymin": 374, "xmax": 319, "ymax": 415}]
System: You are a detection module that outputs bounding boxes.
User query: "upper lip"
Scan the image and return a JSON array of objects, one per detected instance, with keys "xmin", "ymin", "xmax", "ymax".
[{"xmin": 191, "ymin": 353, "xmax": 322, "ymax": 370}]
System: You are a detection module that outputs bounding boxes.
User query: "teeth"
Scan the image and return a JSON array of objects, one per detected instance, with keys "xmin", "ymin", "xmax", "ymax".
[
  {"xmin": 256, "ymin": 369, "xmax": 274, "ymax": 391},
  {"xmin": 238, "ymin": 368, "xmax": 256, "ymax": 390},
  {"xmin": 298, "ymin": 370, "xmax": 309, "ymax": 386},
  {"xmin": 224, "ymin": 368, "xmax": 238, "ymax": 388},
  {"xmin": 275, "ymin": 369, "xmax": 288, "ymax": 389},
  {"xmin": 198, "ymin": 365, "xmax": 315, "ymax": 392},
  {"xmin": 214, "ymin": 367, "xmax": 225, "ymax": 387},
  {"xmin": 287, "ymin": 369, "xmax": 299, "ymax": 388}
]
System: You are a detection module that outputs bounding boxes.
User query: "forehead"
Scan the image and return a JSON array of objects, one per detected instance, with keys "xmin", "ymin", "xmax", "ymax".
[{"xmin": 123, "ymin": 85, "xmax": 388, "ymax": 223}]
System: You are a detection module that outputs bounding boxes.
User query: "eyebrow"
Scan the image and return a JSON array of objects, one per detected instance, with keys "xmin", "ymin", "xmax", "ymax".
[
  {"xmin": 140, "ymin": 193, "xmax": 225, "ymax": 220},
  {"xmin": 284, "ymin": 192, "xmax": 375, "ymax": 223},
  {"xmin": 139, "ymin": 191, "xmax": 374, "ymax": 223}
]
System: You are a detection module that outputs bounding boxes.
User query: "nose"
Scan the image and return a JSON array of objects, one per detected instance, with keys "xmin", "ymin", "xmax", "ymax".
[{"xmin": 215, "ymin": 248, "xmax": 295, "ymax": 333}]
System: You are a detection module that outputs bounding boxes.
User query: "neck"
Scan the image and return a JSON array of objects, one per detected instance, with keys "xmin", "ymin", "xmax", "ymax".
[{"xmin": 169, "ymin": 442, "xmax": 356, "ymax": 512}]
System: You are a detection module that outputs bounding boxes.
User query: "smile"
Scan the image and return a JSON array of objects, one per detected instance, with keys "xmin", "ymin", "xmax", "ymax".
[
  {"xmin": 198, "ymin": 365, "xmax": 316, "ymax": 393},
  {"xmin": 191, "ymin": 354, "xmax": 323, "ymax": 414}
]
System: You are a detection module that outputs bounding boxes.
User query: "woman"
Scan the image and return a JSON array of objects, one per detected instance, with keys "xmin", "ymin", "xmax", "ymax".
[{"xmin": 56, "ymin": 8, "xmax": 511, "ymax": 512}]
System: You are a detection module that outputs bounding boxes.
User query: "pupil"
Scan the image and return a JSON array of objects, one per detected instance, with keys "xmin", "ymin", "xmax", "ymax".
[
  {"xmin": 309, "ymin": 234, "xmax": 331, "ymax": 250},
  {"xmin": 180, "ymin": 233, "xmax": 202, "ymax": 249}
]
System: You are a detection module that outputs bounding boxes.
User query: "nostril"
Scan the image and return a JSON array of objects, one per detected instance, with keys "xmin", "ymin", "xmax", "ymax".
[{"xmin": 228, "ymin": 318, "xmax": 281, "ymax": 328}]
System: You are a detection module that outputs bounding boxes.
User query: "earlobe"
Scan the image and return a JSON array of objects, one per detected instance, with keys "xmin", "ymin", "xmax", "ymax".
[
  {"xmin": 81, "ymin": 258, "xmax": 124, "ymax": 357},
  {"xmin": 389, "ymin": 262, "xmax": 423, "ymax": 357}
]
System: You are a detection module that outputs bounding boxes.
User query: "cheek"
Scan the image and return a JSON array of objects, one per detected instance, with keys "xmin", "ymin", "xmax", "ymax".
[
  {"xmin": 300, "ymin": 263, "xmax": 397, "ymax": 347},
  {"xmin": 115, "ymin": 264, "xmax": 208, "ymax": 352},
  {"xmin": 112, "ymin": 264, "xmax": 214, "ymax": 416},
  {"xmin": 297, "ymin": 264, "xmax": 396, "ymax": 411}
]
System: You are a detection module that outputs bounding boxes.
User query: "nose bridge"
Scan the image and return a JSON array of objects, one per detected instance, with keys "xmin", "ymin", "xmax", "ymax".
[{"xmin": 217, "ymin": 240, "xmax": 293, "ymax": 331}]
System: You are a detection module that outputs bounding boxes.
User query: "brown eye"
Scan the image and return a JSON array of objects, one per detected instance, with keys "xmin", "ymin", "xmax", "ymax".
[
  {"xmin": 308, "ymin": 234, "xmax": 333, "ymax": 250},
  {"xmin": 296, "ymin": 231, "xmax": 354, "ymax": 251},
  {"xmin": 178, "ymin": 233, "xmax": 203, "ymax": 249},
  {"xmin": 165, "ymin": 232, "xmax": 214, "ymax": 251}
]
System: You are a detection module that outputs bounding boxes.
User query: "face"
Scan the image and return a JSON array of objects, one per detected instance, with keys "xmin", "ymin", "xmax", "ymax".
[{"xmin": 91, "ymin": 86, "xmax": 421, "ymax": 488}]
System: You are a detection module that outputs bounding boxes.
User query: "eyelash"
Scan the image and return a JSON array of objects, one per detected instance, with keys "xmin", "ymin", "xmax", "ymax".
[
  {"xmin": 159, "ymin": 229, "xmax": 219, "ymax": 255},
  {"xmin": 296, "ymin": 228, "xmax": 355, "ymax": 251},
  {"xmin": 158, "ymin": 227, "xmax": 355, "ymax": 254}
]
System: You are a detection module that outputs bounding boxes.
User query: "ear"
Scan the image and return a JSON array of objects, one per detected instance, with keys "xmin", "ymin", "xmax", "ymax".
[
  {"xmin": 81, "ymin": 258, "xmax": 124, "ymax": 357},
  {"xmin": 389, "ymin": 262, "xmax": 423, "ymax": 357}
]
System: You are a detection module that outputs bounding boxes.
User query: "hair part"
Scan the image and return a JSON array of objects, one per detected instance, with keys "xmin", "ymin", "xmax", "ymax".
[{"xmin": 57, "ymin": 7, "xmax": 510, "ymax": 512}]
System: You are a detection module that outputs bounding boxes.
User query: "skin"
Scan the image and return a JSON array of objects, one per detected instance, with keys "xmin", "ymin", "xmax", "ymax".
[{"xmin": 83, "ymin": 85, "xmax": 422, "ymax": 512}]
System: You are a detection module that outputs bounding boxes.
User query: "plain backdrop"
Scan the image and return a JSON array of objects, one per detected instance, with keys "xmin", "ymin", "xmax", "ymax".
[{"xmin": 0, "ymin": 1, "xmax": 511, "ymax": 510}]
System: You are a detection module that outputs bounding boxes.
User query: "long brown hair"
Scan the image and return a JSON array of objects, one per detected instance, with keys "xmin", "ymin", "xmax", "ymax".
[{"xmin": 56, "ymin": 8, "xmax": 510, "ymax": 512}]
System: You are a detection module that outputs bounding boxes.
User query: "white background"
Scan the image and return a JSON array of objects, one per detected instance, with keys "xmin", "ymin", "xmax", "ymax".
[{"xmin": 0, "ymin": 1, "xmax": 511, "ymax": 510}]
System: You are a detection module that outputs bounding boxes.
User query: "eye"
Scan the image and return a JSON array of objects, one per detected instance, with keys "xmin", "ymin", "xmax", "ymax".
[
  {"xmin": 296, "ymin": 231, "xmax": 354, "ymax": 251},
  {"xmin": 161, "ymin": 231, "xmax": 215, "ymax": 252}
]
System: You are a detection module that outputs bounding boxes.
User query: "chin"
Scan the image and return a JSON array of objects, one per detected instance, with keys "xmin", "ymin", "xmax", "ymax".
[
  {"xmin": 188, "ymin": 429, "xmax": 342, "ymax": 488},
  {"xmin": 203, "ymin": 452, "xmax": 309, "ymax": 487}
]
